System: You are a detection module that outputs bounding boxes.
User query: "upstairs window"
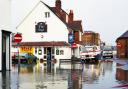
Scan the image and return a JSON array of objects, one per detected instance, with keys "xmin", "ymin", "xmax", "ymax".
[{"xmin": 45, "ymin": 12, "xmax": 50, "ymax": 18}]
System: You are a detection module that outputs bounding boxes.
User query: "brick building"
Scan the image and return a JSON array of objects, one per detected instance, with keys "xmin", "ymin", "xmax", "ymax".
[
  {"xmin": 116, "ymin": 30, "xmax": 128, "ymax": 58},
  {"xmin": 81, "ymin": 31, "xmax": 100, "ymax": 46}
]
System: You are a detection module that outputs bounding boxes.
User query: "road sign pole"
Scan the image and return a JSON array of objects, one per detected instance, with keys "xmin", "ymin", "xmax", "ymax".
[
  {"xmin": 18, "ymin": 43, "xmax": 20, "ymax": 74},
  {"xmin": 13, "ymin": 33, "xmax": 22, "ymax": 88}
]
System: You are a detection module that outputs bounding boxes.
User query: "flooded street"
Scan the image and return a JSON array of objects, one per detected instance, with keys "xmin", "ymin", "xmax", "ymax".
[{"xmin": 0, "ymin": 60, "xmax": 128, "ymax": 89}]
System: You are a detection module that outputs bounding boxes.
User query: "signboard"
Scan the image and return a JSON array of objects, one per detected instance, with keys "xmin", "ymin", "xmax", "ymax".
[
  {"xmin": 14, "ymin": 33, "xmax": 22, "ymax": 43},
  {"xmin": 20, "ymin": 46, "xmax": 34, "ymax": 53},
  {"xmin": 35, "ymin": 22, "xmax": 47, "ymax": 32},
  {"xmin": 117, "ymin": 43, "xmax": 122, "ymax": 48},
  {"xmin": 72, "ymin": 43, "xmax": 78, "ymax": 48},
  {"xmin": 68, "ymin": 33, "xmax": 74, "ymax": 44}
]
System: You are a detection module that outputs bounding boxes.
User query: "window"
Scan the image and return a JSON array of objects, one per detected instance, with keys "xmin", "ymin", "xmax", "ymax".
[
  {"xmin": 38, "ymin": 48, "xmax": 42, "ymax": 55},
  {"xmin": 56, "ymin": 49, "xmax": 59, "ymax": 55},
  {"xmin": 44, "ymin": 47, "xmax": 46, "ymax": 54},
  {"xmin": 35, "ymin": 47, "xmax": 37, "ymax": 54},
  {"xmin": 52, "ymin": 55, "xmax": 55, "ymax": 59},
  {"xmin": 60, "ymin": 50, "xmax": 64, "ymax": 55},
  {"xmin": 45, "ymin": 12, "xmax": 50, "ymax": 18},
  {"xmin": 52, "ymin": 48, "xmax": 54, "ymax": 54},
  {"xmin": 44, "ymin": 55, "xmax": 47, "ymax": 59}
]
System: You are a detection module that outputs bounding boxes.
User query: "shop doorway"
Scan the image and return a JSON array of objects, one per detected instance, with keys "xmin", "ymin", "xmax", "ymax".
[{"xmin": 47, "ymin": 47, "xmax": 52, "ymax": 72}]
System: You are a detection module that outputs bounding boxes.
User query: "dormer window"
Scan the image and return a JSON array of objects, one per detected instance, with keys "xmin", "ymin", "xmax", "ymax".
[{"xmin": 45, "ymin": 12, "xmax": 50, "ymax": 18}]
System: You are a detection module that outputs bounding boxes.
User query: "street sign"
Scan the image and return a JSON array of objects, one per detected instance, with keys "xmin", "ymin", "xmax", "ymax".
[
  {"xmin": 72, "ymin": 43, "xmax": 78, "ymax": 48},
  {"xmin": 117, "ymin": 43, "xmax": 122, "ymax": 48},
  {"xmin": 14, "ymin": 33, "xmax": 22, "ymax": 43},
  {"xmin": 68, "ymin": 33, "xmax": 74, "ymax": 44}
]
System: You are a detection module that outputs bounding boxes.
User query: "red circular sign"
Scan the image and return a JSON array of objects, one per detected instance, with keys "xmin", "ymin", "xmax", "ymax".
[
  {"xmin": 72, "ymin": 43, "xmax": 78, "ymax": 48},
  {"xmin": 117, "ymin": 43, "xmax": 122, "ymax": 48},
  {"xmin": 14, "ymin": 33, "xmax": 22, "ymax": 43}
]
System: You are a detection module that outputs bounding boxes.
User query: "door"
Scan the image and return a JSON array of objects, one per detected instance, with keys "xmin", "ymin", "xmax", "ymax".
[
  {"xmin": 2, "ymin": 34, "xmax": 6, "ymax": 71},
  {"xmin": 1, "ymin": 30, "xmax": 11, "ymax": 71},
  {"xmin": 47, "ymin": 47, "xmax": 52, "ymax": 72}
]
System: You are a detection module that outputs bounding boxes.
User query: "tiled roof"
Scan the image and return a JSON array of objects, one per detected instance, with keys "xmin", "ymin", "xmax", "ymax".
[
  {"xmin": 67, "ymin": 21, "xmax": 83, "ymax": 32},
  {"xmin": 41, "ymin": 1, "xmax": 83, "ymax": 32},
  {"xmin": 116, "ymin": 30, "xmax": 128, "ymax": 41},
  {"xmin": 12, "ymin": 41, "xmax": 70, "ymax": 47}
]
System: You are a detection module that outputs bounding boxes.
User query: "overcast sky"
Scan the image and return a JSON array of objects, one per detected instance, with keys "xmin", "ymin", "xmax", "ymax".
[{"xmin": 11, "ymin": 0, "xmax": 128, "ymax": 45}]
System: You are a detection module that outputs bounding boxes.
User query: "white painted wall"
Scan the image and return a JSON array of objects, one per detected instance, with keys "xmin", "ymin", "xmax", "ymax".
[
  {"xmin": 14, "ymin": 1, "xmax": 72, "ymax": 64},
  {"xmin": 54, "ymin": 47, "xmax": 71, "ymax": 67},
  {"xmin": 17, "ymin": 2, "xmax": 69, "ymax": 42},
  {"xmin": 0, "ymin": 0, "xmax": 11, "ymax": 31},
  {"xmin": 79, "ymin": 31, "xmax": 82, "ymax": 41},
  {"xmin": 0, "ymin": 0, "xmax": 11, "ymax": 71}
]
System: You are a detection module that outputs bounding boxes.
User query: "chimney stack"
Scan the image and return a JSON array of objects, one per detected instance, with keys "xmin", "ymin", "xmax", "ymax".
[
  {"xmin": 55, "ymin": 0, "xmax": 61, "ymax": 12},
  {"xmin": 68, "ymin": 10, "xmax": 74, "ymax": 23}
]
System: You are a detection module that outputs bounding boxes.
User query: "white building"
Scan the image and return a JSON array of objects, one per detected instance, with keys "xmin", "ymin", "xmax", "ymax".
[
  {"xmin": 12, "ymin": 0, "xmax": 83, "ymax": 68},
  {"xmin": 0, "ymin": 0, "xmax": 12, "ymax": 71}
]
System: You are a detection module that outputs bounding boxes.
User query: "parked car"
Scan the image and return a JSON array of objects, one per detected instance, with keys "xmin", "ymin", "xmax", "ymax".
[
  {"xmin": 12, "ymin": 53, "xmax": 37, "ymax": 64},
  {"xmin": 102, "ymin": 46, "xmax": 113, "ymax": 58},
  {"xmin": 80, "ymin": 46, "xmax": 101, "ymax": 62}
]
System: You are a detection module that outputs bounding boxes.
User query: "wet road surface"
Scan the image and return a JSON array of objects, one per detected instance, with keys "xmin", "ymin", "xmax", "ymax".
[{"xmin": 0, "ymin": 59, "xmax": 128, "ymax": 89}]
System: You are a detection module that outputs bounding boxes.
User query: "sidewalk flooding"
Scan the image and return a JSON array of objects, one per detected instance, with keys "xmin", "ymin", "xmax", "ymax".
[{"xmin": 113, "ymin": 58, "xmax": 128, "ymax": 70}]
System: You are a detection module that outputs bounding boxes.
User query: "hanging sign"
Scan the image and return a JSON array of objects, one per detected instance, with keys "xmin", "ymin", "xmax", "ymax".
[
  {"xmin": 68, "ymin": 32, "xmax": 74, "ymax": 44},
  {"xmin": 35, "ymin": 22, "xmax": 47, "ymax": 32}
]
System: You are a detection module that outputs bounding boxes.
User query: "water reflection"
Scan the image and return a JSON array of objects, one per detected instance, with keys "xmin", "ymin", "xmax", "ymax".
[
  {"xmin": 1, "ymin": 61, "xmax": 128, "ymax": 89},
  {"xmin": 1, "ymin": 72, "xmax": 11, "ymax": 89},
  {"xmin": 116, "ymin": 63, "xmax": 128, "ymax": 83}
]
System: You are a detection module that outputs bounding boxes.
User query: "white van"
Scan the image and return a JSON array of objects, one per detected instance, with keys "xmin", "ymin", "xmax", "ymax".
[{"xmin": 80, "ymin": 46, "xmax": 101, "ymax": 61}]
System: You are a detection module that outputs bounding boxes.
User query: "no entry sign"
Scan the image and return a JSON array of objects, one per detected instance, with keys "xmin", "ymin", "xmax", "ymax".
[
  {"xmin": 72, "ymin": 43, "xmax": 78, "ymax": 48},
  {"xmin": 14, "ymin": 33, "xmax": 22, "ymax": 43},
  {"xmin": 117, "ymin": 43, "xmax": 122, "ymax": 48}
]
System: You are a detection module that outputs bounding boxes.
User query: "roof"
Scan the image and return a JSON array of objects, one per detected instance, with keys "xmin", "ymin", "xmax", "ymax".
[
  {"xmin": 40, "ymin": 1, "xmax": 83, "ymax": 32},
  {"xmin": 16, "ymin": 1, "xmax": 83, "ymax": 32},
  {"xmin": 67, "ymin": 21, "xmax": 83, "ymax": 32},
  {"xmin": 12, "ymin": 41, "xmax": 70, "ymax": 47},
  {"xmin": 116, "ymin": 30, "xmax": 128, "ymax": 41}
]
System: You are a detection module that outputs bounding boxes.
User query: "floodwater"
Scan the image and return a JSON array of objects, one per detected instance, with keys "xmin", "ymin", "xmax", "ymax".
[{"xmin": 0, "ymin": 60, "xmax": 128, "ymax": 89}]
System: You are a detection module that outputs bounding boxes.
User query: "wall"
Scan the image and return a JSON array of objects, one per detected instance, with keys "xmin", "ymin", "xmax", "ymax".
[
  {"xmin": 117, "ymin": 39, "xmax": 126, "ymax": 58},
  {"xmin": 0, "ymin": 0, "xmax": 11, "ymax": 71},
  {"xmin": 17, "ymin": 2, "xmax": 68, "ymax": 42},
  {"xmin": 0, "ymin": 0, "xmax": 11, "ymax": 31}
]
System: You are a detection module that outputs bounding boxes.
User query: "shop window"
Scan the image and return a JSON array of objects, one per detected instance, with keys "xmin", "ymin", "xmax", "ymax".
[
  {"xmin": 44, "ymin": 47, "xmax": 46, "ymax": 54},
  {"xmin": 38, "ymin": 48, "xmax": 42, "ymax": 55},
  {"xmin": 52, "ymin": 55, "xmax": 55, "ymax": 59},
  {"xmin": 79, "ymin": 47, "xmax": 81, "ymax": 51},
  {"xmin": 52, "ymin": 48, "xmax": 54, "ymax": 54},
  {"xmin": 44, "ymin": 55, "xmax": 46, "ymax": 59},
  {"xmin": 35, "ymin": 47, "xmax": 37, "ymax": 54},
  {"xmin": 56, "ymin": 49, "xmax": 59, "ymax": 55},
  {"xmin": 60, "ymin": 50, "xmax": 64, "ymax": 55}
]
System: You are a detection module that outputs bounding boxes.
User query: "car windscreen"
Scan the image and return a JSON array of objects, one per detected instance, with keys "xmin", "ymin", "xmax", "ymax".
[{"xmin": 81, "ymin": 47, "xmax": 93, "ymax": 52}]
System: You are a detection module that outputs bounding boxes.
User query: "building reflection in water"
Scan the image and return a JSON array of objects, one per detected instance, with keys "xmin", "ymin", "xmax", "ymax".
[
  {"xmin": 0, "ymin": 71, "xmax": 11, "ymax": 89},
  {"xmin": 1, "ymin": 62, "xmax": 114, "ymax": 89},
  {"xmin": 116, "ymin": 63, "xmax": 128, "ymax": 83}
]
